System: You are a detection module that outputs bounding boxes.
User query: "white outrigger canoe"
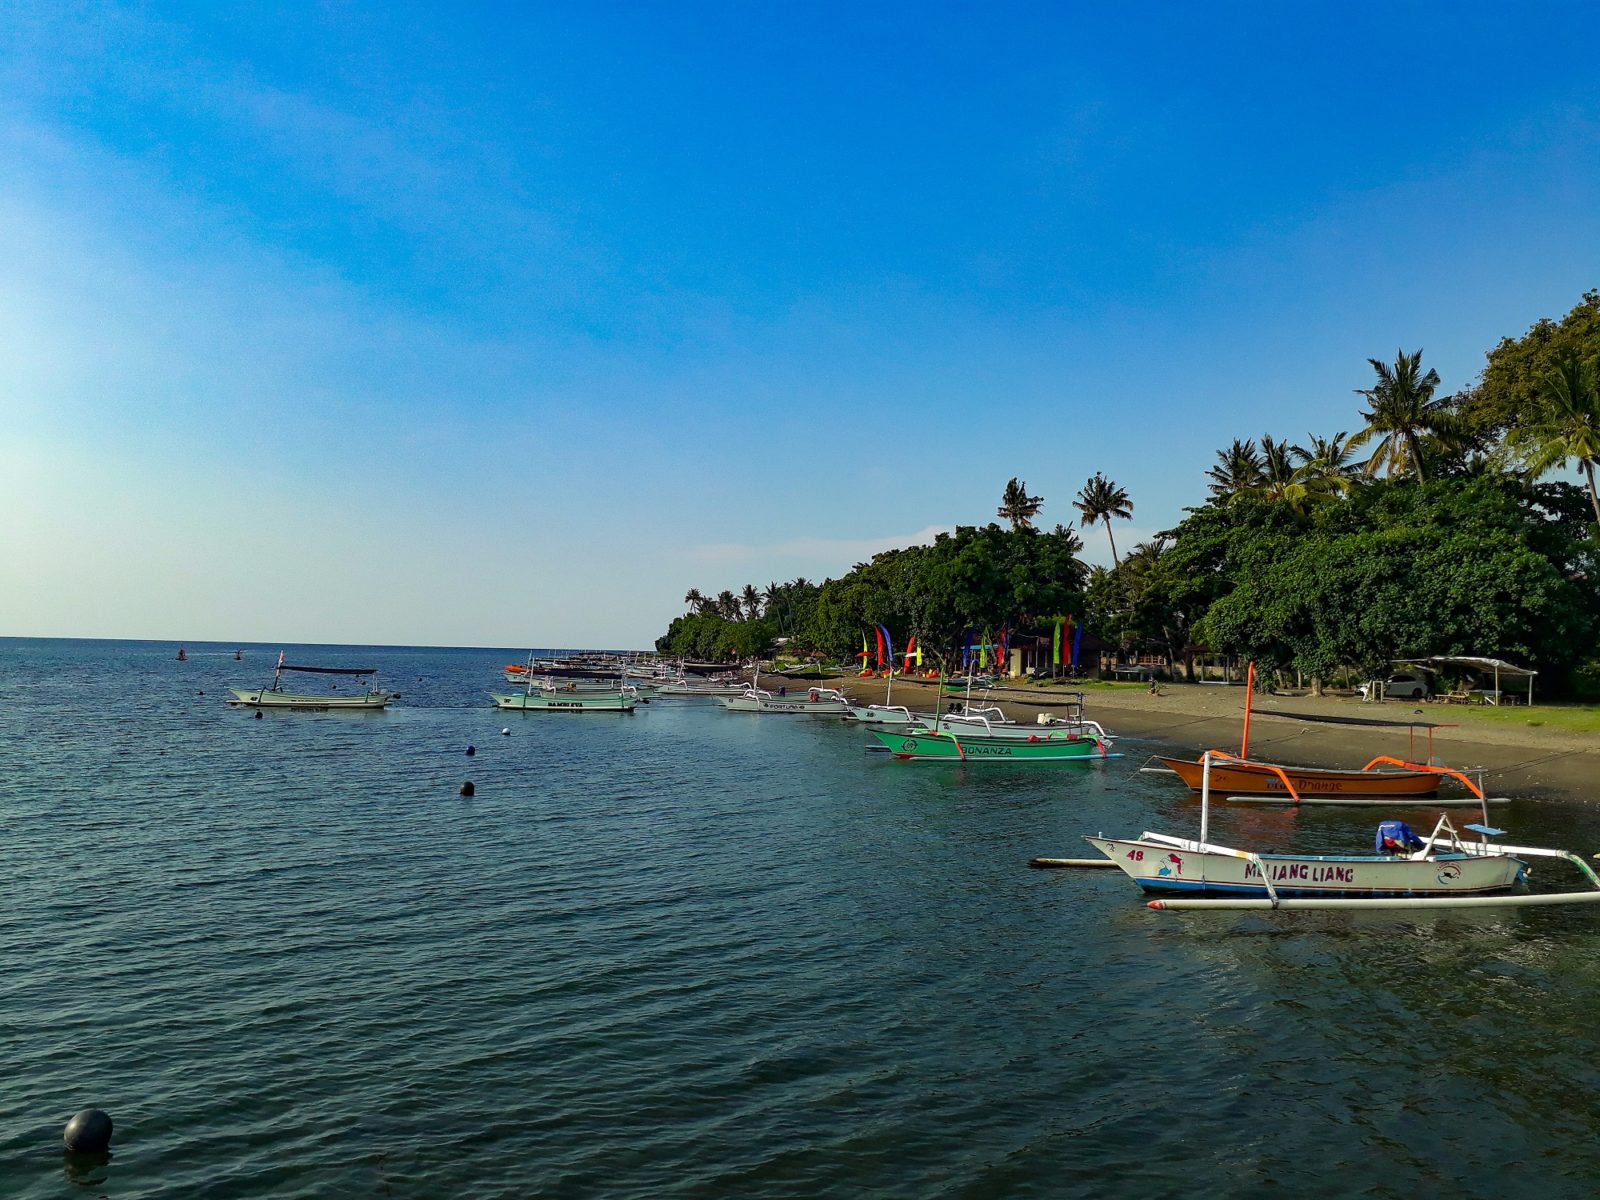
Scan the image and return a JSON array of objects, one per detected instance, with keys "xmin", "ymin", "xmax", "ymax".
[
  {"xmin": 491, "ymin": 687, "xmax": 640, "ymax": 712},
  {"xmin": 1081, "ymin": 749, "xmax": 1600, "ymax": 911},
  {"xmin": 720, "ymin": 686, "xmax": 852, "ymax": 715},
  {"xmin": 228, "ymin": 658, "xmax": 397, "ymax": 710}
]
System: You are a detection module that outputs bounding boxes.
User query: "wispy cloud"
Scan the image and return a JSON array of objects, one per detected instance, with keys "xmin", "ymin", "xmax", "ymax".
[{"xmin": 689, "ymin": 525, "xmax": 954, "ymax": 569}]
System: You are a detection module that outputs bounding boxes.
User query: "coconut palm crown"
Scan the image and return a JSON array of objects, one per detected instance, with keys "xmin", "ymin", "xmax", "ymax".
[
  {"xmin": 997, "ymin": 477, "xmax": 1044, "ymax": 530},
  {"xmin": 1072, "ymin": 472, "xmax": 1133, "ymax": 565},
  {"xmin": 1351, "ymin": 349, "xmax": 1453, "ymax": 481},
  {"xmin": 1205, "ymin": 438, "xmax": 1265, "ymax": 503},
  {"xmin": 1504, "ymin": 353, "xmax": 1600, "ymax": 527}
]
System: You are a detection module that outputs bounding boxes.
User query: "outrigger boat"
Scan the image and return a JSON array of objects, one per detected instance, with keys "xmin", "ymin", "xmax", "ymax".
[
  {"xmin": 1153, "ymin": 662, "xmax": 1457, "ymax": 798},
  {"xmin": 493, "ymin": 653, "xmax": 641, "ymax": 711},
  {"xmin": 720, "ymin": 686, "xmax": 852, "ymax": 715},
  {"xmin": 657, "ymin": 678, "xmax": 752, "ymax": 697},
  {"xmin": 491, "ymin": 688, "xmax": 639, "ymax": 712},
  {"xmin": 1155, "ymin": 754, "xmax": 1445, "ymax": 797},
  {"xmin": 508, "ymin": 676, "xmax": 657, "ymax": 699},
  {"xmin": 228, "ymin": 655, "xmax": 397, "ymax": 710},
  {"xmin": 1082, "ymin": 749, "xmax": 1600, "ymax": 911},
  {"xmin": 870, "ymin": 714, "xmax": 1116, "ymax": 762}
]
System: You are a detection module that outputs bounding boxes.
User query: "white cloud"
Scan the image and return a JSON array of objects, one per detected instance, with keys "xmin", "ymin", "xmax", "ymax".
[{"xmin": 688, "ymin": 524, "xmax": 955, "ymax": 569}]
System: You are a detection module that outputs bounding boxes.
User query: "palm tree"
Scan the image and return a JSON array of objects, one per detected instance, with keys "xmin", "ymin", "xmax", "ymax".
[
  {"xmin": 715, "ymin": 590, "xmax": 740, "ymax": 620},
  {"xmin": 684, "ymin": 587, "xmax": 705, "ymax": 614},
  {"xmin": 1205, "ymin": 438, "xmax": 1265, "ymax": 502},
  {"xmin": 1073, "ymin": 472, "xmax": 1133, "ymax": 565},
  {"xmin": 1505, "ymin": 353, "xmax": 1600, "ymax": 527},
  {"xmin": 1051, "ymin": 523, "xmax": 1085, "ymax": 553},
  {"xmin": 1258, "ymin": 435, "xmax": 1296, "ymax": 498},
  {"xmin": 997, "ymin": 477, "xmax": 1044, "ymax": 530},
  {"xmin": 740, "ymin": 583, "xmax": 763, "ymax": 620},
  {"xmin": 1352, "ymin": 349, "xmax": 1452, "ymax": 481},
  {"xmin": 1292, "ymin": 431, "xmax": 1361, "ymax": 490}
]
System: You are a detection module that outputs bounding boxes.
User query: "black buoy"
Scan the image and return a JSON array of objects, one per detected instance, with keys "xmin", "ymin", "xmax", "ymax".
[
  {"xmin": 460, "ymin": 780, "xmax": 475, "ymax": 797},
  {"xmin": 63, "ymin": 1108, "xmax": 113, "ymax": 1153},
  {"xmin": 254, "ymin": 710, "xmax": 263, "ymax": 720},
  {"xmin": 465, "ymin": 745, "xmax": 476, "ymax": 757}
]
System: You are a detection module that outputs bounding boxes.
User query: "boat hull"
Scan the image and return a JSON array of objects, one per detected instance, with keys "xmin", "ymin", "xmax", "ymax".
[
  {"xmin": 848, "ymin": 705, "xmax": 917, "ymax": 724},
  {"xmin": 1083, "ymin": 835, "xmax": 1523, "ymax": 897},
  {"xmin": 227, "ymin": 688, "xmax": 393, "ymax": 710},
  {"xmin": 872, "ymin": 729, "xmax": 1112, "ymax": 762},
  {"xmin": 658, "ymin": 683, "xmax": 751, "ymax": 697},
  {"xmin": 490, "ymin": 692, "xmax": 638, "ymax": 712},
  {"xmin": 1158, "ymin": 756, "xmax": 1443, "ymax": 796},
  {"xmin": 720, "ymin": 696, "xmax": 852, "ymax": 714}
]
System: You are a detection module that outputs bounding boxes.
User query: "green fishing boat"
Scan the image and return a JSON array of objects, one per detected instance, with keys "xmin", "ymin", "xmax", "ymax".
[{"xmin": 869, "ymin": 726, "xmax": 1115, "ymax": 762}]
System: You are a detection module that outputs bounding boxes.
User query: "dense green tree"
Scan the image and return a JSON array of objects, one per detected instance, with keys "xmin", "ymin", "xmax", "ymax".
[
  {"xmin": 997, "ymin": 477, "xmax": 1044, "ymax": 530},
  {"xmin": 788, "ymin": 524, "xmax": 1088, "ymax": 671},
  {"xmin": 1073, "ymin": 473, "xmax": 1133, "ymax": 565},
  {"xmin": 1458, "ymin": 289, "xmax": 1600, "ymax": 444},
  {"xmin": 655, "ymin": 612, "xmax": 779, "ymax": 661},
  {"xmin": 1191, "ymin": 478, "xmax": 1595, "ymax": 684}
]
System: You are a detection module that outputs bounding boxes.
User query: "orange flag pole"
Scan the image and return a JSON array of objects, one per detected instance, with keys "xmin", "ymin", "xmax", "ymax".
[{"xmin": 1241, "ymin": 660, "xmax": 1256, "ymax": 758}]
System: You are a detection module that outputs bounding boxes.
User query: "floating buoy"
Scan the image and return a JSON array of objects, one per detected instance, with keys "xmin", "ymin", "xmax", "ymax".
[
  {"xmin": 500, "ymin": 728, "xmax": 510, "ymax": 736},
  {"xmin": 254, "ymin": 711, "xmax": 263, "ymax": 720},
  {"xmin": 64, "ymin": 1109, "xmax": 113, "ymax": 1153},
  {"xmin": 465, "ymin": 745, "xmax": 476, "ymax": 757},
  {"xmin": 460, "ymin": 781, "xmax": 475, "ymax": 797}
]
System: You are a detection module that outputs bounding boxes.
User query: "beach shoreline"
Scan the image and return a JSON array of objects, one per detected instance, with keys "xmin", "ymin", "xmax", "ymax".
[{"xmin": 828, "ymin": 676, "xmax": 1599, "ymax": 804}]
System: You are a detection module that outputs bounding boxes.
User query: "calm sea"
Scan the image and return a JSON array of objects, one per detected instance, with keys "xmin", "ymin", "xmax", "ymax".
[{"xmin": 5, "ymin": 638, "xmax": 1600, "ymax": 1198}]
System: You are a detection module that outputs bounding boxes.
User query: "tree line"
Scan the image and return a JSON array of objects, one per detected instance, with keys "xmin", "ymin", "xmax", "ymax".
[{"xmin": 659, "ymin": 289, "xmax": 1600, "ymax": 695}]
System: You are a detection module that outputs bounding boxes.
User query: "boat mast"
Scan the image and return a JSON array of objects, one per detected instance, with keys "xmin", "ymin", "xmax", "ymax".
[{"xmin": 1241, "ymin": 660, "xmax": 1256, "ymax": 757}]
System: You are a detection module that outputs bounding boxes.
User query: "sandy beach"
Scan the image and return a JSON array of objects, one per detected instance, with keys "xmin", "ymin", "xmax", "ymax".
[{"xmin": 829, "ymin": 675, "xmax": 1600, "ymax": 804}]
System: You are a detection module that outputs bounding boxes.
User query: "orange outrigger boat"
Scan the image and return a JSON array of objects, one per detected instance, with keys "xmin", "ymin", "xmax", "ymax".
[
  {"xmin": 1156, "ymin": 754, "xmax": 1442, "ymax": 797},
  {"xmin": 1157, "ymin": 662, "xmax": 1464, "ymax": 799}
]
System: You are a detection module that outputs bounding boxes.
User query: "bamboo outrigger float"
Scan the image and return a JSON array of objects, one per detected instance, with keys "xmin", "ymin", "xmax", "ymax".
[{"xmin": 1079, "ymin": 748, "xmax": 1600, "ymax": 911}]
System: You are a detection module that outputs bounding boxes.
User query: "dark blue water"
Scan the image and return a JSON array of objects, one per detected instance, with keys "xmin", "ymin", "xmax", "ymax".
[{"xmin": 5, "ymin": 638, "xmax": 1600, "ymax": 1198}]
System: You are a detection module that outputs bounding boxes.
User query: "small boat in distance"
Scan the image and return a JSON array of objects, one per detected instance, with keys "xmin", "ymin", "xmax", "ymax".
[
  {"xmin": 720, "ymin": 686, "xmax": 852, "ymax": 715},
  {"xmin": 228, "ymin": 653, "xmax": 398, "ymax": 710},
  {"xmin": 492, "ymin": 652, "xmax": 640, "ymax": 711},
  {"xmin": 176, "ymin": 646, "xmax": 187, "ymax": 661}
]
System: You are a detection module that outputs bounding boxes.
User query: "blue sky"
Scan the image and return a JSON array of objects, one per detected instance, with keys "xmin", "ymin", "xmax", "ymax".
[{"xmin": 3, "ymin": 2, "xmax": 1598, "ymax": 647}]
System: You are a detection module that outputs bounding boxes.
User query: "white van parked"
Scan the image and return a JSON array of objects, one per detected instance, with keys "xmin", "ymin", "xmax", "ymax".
[{"xmin": 1356, "ymin": 671, "xmax": 1431, "ymax": 700}]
